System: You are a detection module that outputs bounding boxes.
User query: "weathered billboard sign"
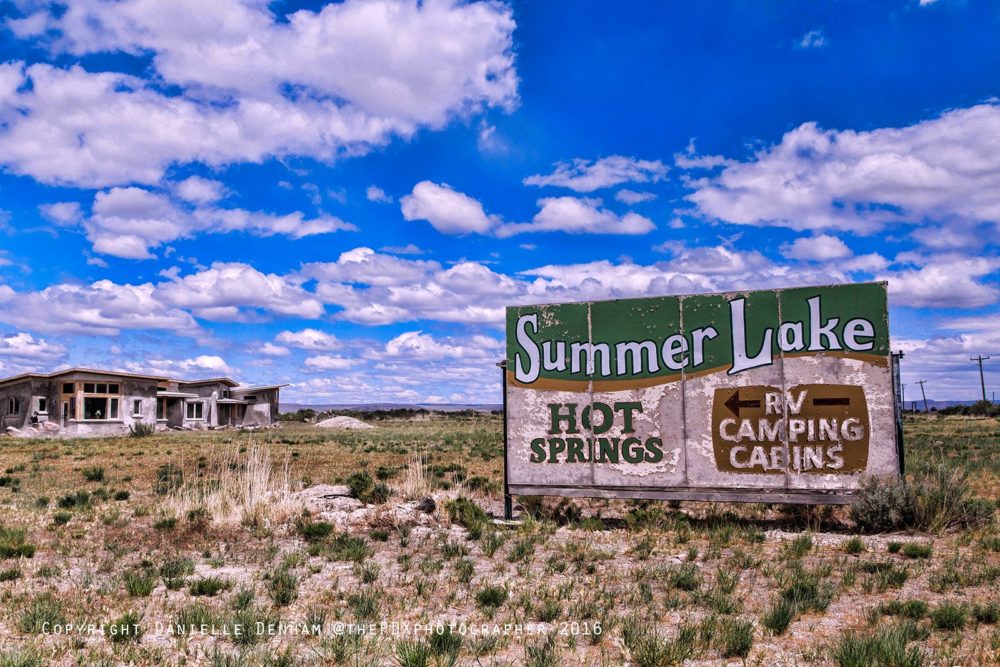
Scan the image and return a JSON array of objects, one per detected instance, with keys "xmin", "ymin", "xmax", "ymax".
[{"xmin": 504, "ymin": 282, "xmax": 899, "ymax": 504}]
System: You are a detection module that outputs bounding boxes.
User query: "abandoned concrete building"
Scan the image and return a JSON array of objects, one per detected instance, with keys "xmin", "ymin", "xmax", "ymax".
[{"xmin": 0, "ymin": 368, "xmax": 286, "ymax": 437}]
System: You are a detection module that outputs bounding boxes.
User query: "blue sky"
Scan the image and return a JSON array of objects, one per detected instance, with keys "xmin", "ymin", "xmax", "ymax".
[{"xmin": 0, "ymin": 0, "xmax": 997, "ymax": 404}]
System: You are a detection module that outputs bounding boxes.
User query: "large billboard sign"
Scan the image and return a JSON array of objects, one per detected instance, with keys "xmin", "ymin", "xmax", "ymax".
[{"xmin": 503, "ymin": 282, "xmax": 899, "ymax": 504}]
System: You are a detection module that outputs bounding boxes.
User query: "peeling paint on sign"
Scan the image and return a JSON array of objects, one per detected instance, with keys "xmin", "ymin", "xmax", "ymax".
[{"xmin": 504, "ymin": 282, "xmax": 899, "ymax": 504}]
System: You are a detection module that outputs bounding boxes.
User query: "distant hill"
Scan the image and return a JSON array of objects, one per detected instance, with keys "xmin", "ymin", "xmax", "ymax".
[{"xmin": 281, "ymin": 402, "xmax": 502, "ymax": 413}]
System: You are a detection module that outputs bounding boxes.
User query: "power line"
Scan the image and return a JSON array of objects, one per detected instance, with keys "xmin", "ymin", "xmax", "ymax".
[
  {"xmin": 971, "ymin": 355, "xmax": 991, "ymax": 402},
  {"xmin": 916, "ymin": 380, "xmax": 929, "ymax": 413}
]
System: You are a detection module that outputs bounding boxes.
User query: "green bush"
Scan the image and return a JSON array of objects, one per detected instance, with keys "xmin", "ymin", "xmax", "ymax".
[
  {"xmin": 850, "ymin": 475, "xmax": 914, "ymax": 532},
  {"xmin": 428, "ymin": 626, "xmax": 462, "ymax": 658},
  {"xmin": 911, "ymin": 466, "xmax": 994, "ymax": 532},
  {"xmin": 667, "ymin": 562, "xmax": 700, "ymax": 592},
  {"xmin": 475, "ymin": 585, "xmax": 507, "ymax": 610},
  {"xmin": 879, "ymin": 599, "xmax": 928, "ymax": 620},
  {"xmin": 0, "ymin": 525, "xmax": 35, "ymax": 559},
  {"xmin": 227, "ymin": 607, "xmax": 275, "ymax": 647},
  {"xmin": 325, "ymin": 534, "xmax": 372, "ymax": 562},
  {"xmin": 762, "ymin": 598, "xmax": 796, "ymax": 634},
  {"xmin": 0, "ymin": 648, "xmax": 41, "ymax": 667},
  {"xmin": 159, "ymin": 557, "xmax": 194, "ymax": 583},
  {"xmin": 445, "ymin": 497, "xmax": 490, "ymax": 539},
  {"xmin": 851, "ymin": 467, "xmax": 993, "ymax": 533},
  {"xmin": 786, "ymin": 534, "xmax": 813, "ymax": 558},
  {"xmin": 345, "ymin": 471, "xmax": 372, "ymax": 498},
  {"xmin": 395, "ymin": 640, "xmax": 431, "ymax": 667},
  {"xmin": 155, "ymin": 463, "xmax": 183, "ymax": 495},
  {"xmin": 174, "ymin": 602, "xmax": 218, "ymax": 631},
  {"xmin": 930, "ymin": 601, "xmax": 967, "ymax": 631},
  {"xmin": 81, "ymin": 466, "xmax": 105, "ymax": 482},
  {"xmin": 831, "ymin": 624, "xmax": 925, "ymax": 667},
  {"xmin": 123, "ymin": 570, "xmax": 156, "ymax": 597},
  {"xmin": 347, "ymin": 591, "xmax": 380, "ymax": 619},
  {"xmin": 153, "ymin": 517, "xmax": 177, "ymax": 531},
  {"xmin": 129, "ymin": 422, "xmax": 155, "ymax": 438},
  {"xmin": 972, "ymin": 601, "xmax": 1000, "ymax": 624},
  {"xmin": 623, "ymin": 623, "xmax": 696, "ymax": 667},
  {"xmin": 189, "ymin": 576, "xmax": 231, "ymax": 597},
  {"xmin": 843, "ymin": 537, "xmax": 865, "ymax": 555},
  {"xmin": 297, "ymin": 519, "xmax": 333, "ymax": 542},
  {"xmin": 18, "ymin": 594, "xmax": 64, "ymax": 634},
  {"xmin": 57, "ymin": 490, "xmax": 90, "ymax": 509},
  {"xmin": 366, "ymin": 482, "xmax": 391, "ymax": 504},
  {"xmin": 719, "ymin": 619, "xmax": 754, "ymax": 658},
  {"xmin": 268, "ymin": 569, "xmax": 298, "ymax": 607},
  {"xmin": 900, "ymin": 543, "xmax": 932, "ymax": 559},
  {"xmin": 105, "ymin": 611, "xmax": 143, "ymax": 644}
]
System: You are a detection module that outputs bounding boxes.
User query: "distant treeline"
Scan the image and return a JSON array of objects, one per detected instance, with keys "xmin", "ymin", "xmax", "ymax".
[
  {"xmin": 935, "ymin": 400, "xmax": 1000, "ymax": 418},
  {"xmin": 279, "ymin": 407, "xmax": 501, "ymax": 422}
]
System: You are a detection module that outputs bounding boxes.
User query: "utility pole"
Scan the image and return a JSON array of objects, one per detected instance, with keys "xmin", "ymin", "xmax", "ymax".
[
  {"xmin": 971, "ymin": 355, "xmax": 990, "ymax": 402},
  {"xmin": 916, "ymin": 380, "xmax": 929, "ymax": 413}
]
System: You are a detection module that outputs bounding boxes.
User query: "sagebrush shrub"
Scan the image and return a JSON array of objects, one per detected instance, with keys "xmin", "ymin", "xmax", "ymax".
[{"xmin": 850, "ymin": 475, "xmax": 914, "ymax": 532}]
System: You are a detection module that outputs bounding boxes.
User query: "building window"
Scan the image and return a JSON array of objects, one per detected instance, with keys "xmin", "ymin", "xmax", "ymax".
[
  {"xmin": 156, "ymin": 398, "xmax": 166, "ymax": 420},
  {"xmin": 62, "ymin": 383, "xmax": 74, "ymax": 394},
  {"xmin": 37, "ymin": 397, "xmax": 47, "ymax": 414},
  {"xmin": 82, "ymin": 397, "xmax": 119, "ymax": 420},
  {"xmin": 242, "ymin": 395, "xmax": 257, "ymax": 401},
  {"xmin": 83, "ymin": 397, "xmax": 105, "ymax": 419},
  {"xmin": 7, "ymin": 397, "xmax": 20, "ymax": 415},
  {"xmin": 186, "ymin": 402, "xmax": 204, "ymax": 420},
  {"xmin": 83, "ymin": 382, "xmax": 120, "ymax": 395},
  {"xmin": 133, "ymin": 399, "xmax": 142, "ymax": 416}
]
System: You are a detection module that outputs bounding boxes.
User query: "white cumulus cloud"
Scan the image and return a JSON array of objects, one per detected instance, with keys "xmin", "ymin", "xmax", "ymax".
[
  {"xmin": 400, "ymin": 181, "xmax": 500, "ymax": 235},
  {"xmin": 681, "ymin": 103, "xmax": 1000, "ymax": 235},
  {"xmin": 781, "ymin": 234, "xmax": 853, "ymax": 261},
  {"xmin": 304, "ymin": 354, "xmax": 353, "ymax": 371},
  {"xmin": 0, "ymin": 0, "xmax": 518, "ymax": 187},
  {"xmin": 498, "ymin": 197, "xmax": 655, "ymax": 237},
  {"xmin": 524, "ymin": 155, "xmax": 667, "ymax": 192},
  {"xmin": 276, "ymin": 329, "xmax": 340, "ymax": 351},
  {"xmin": 80, "ymin": 186, "xmax": 354, "ymax": 259}
]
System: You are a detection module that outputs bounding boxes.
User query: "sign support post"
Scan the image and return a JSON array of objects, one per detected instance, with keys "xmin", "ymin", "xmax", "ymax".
[
  {"xmin": 498, "ymin": 359, "xmax": 513, "ymax": 520},
  {"xmin": 891, "ymin": 350, "xmax": 905, "ymax": 475}
]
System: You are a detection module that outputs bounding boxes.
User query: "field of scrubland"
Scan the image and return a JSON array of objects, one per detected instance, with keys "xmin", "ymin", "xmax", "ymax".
[{"xmin": 0, "ymin": 413, "xmax": 999, "ymax": 666}]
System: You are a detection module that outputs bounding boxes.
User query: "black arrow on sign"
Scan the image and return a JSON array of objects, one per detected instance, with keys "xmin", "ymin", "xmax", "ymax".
[
  {"xmin": 724, "ymin": 389, "xmax": 761, "ymax": 417},
  {"xmin": 813, "ymin": 397, "xmax": 850, "ymax": 407}
]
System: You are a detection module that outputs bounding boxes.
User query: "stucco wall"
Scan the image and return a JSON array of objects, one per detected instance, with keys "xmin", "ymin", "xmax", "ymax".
[{"xmin": 0, "ymin": 380, "xmax": 33, "ymax": 430}]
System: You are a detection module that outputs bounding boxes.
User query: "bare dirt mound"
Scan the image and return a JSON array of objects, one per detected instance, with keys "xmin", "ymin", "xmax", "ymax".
[{"xmin": 315, "ymin": 415, "xmax": 375, "ymax": 430}]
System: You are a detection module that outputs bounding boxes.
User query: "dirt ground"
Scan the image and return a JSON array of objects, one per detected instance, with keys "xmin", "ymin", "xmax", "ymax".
[{"xmin": 0, "ymin": 414, "xmax": 998, "ymax": 666}]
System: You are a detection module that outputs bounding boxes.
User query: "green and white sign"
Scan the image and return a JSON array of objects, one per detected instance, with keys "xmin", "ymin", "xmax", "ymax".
[{"xmin": 504, "ymin": 282, "xmax": 899, "ymax": 504}]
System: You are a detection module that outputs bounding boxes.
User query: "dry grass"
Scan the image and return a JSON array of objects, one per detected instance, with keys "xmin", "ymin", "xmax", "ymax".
[
  {"xmin": 159, "ymin": 440, "xmax": 300, "ymax": 530},
  {"xmin": 394, "ymin": 453, "xmax": 431, "ymax": 501},
  {"xmin": 0, "ymin": 413, "xmax": 996, "ymax": 666}
]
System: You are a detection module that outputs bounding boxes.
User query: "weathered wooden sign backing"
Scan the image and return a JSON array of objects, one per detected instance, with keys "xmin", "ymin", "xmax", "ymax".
[{"xmin": 504, "ymin": 282, "xmax": 898, "ymax": 504}]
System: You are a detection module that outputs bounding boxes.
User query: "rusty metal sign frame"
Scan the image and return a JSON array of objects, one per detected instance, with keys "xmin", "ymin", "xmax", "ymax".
[{"xmin": 500, "ymin": 282, "xmax": 902, "ymax": 514}]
